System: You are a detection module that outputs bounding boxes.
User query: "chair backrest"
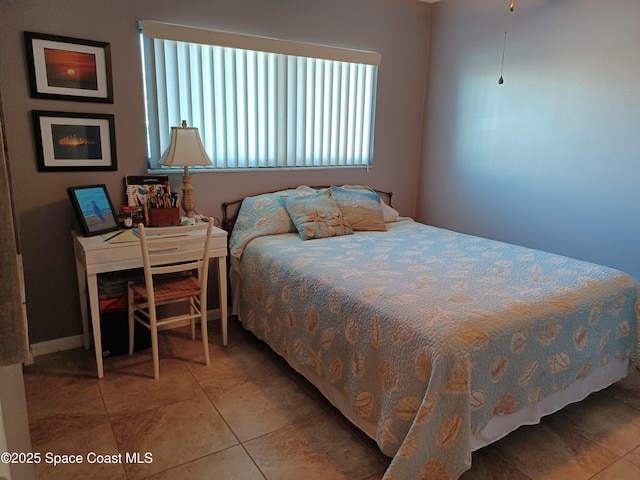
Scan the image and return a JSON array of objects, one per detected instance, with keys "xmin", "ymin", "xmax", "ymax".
[{"xmin": 137, "ymin": 220, "xmax": 214, "ymax": 293}]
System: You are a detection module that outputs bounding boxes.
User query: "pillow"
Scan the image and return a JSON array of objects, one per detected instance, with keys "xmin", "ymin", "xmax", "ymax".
[
  {"xmin": 229, "ymin": 190, "xmax": 298, "ymax": 258},
  {"xmin": 283, "ymin": 190, "xmax": 353, "ymax": 240},
  {"xmin": 330, "ymin": 185, "xmax": 387, "ymax": 231},
  {"xmin": 381, "ymin": 201, "xmax": 401, "ymax": 223},
  {"xmin": 295, "ymin": 185, "xmax": 325, "ymax": 195},
  {"xmin": 339, "ymin": 184, "xmax": 400, "ymax": 222}
]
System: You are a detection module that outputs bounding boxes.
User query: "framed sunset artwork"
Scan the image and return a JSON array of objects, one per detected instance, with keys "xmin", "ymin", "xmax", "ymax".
[
  {"xmin": 32, "ymin": 111, "xmax": 117, "ymax": 172},
  {"xmin": 24, "ymin": 32, "xmax": 113, "ymax": 103}
]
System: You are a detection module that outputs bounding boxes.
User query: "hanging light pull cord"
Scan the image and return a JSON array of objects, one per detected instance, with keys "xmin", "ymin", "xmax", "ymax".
[{"xmin": 499, "ymin": 1, "xmax": 515, "ymax": 85}]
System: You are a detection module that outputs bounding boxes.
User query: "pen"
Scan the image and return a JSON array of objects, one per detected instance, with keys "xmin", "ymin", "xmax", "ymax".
[{"xmin": 104, "ymin": 230, "xmax": 125, "ymax": 242}]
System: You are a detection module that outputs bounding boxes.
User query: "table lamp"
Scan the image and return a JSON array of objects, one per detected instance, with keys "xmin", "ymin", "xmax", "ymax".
[{"xmin": 160, "ymin": 120, "xmax": 212, "ymax": 218}]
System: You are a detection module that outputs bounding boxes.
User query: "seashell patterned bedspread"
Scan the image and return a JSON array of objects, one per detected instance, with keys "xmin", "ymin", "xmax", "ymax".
[{"xmin": 233, "ymin": 219, "xmax": 640, "ymax": 479}]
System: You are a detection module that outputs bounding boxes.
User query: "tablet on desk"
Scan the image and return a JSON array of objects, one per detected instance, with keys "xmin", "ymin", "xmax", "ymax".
[{"xmin": 67, "ymin": 184, "xmax": 120, "ymax": 236}]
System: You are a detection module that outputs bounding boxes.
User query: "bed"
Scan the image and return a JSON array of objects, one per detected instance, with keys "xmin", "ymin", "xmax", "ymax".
[{"xmin": 223, "ymin": 185, "xmax": 639, "ymax": 480}]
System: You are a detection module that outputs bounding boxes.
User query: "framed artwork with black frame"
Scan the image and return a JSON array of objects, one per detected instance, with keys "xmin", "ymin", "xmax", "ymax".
[
  {"xmin": 24, "ymin": 31, "xmax": 113, "ymax": 103},
  {"xmin": 67, "ymin": 184, "xmax": 120, "ymax": 236},
  {"xmin": 32, "ymin": 110, "xmax": 117, "ymax": 172}
]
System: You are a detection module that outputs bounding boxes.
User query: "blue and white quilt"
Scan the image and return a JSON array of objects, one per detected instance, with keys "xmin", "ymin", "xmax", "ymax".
[{"xmin": 232, "ymin": 218, "xmax": 640, "ymax": 479}]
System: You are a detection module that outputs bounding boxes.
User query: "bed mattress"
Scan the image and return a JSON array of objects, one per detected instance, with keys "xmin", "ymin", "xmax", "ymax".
[{"xmin": 231, "ymin": 218, "xmax": 639, "ymax": 479}]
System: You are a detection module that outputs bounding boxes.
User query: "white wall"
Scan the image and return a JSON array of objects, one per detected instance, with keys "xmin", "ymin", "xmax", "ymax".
[
  {"xmin": 420, "ymin": 0, "xmax": 640, "ymax": 280},
  {"xmin": 0, "ymin": 365, "xmax": 35, "ymax": 480},
  {"xmin": 0, "ymin": 399, "xmax": 9, "ymax": 479}
]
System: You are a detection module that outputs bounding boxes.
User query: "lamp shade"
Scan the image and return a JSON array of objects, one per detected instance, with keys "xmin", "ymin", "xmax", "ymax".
[{"xmin": 160, "ymin": 122, "xmax": 212, "ymax": 167}]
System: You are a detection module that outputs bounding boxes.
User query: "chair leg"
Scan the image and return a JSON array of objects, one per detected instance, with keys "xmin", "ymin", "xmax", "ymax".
[
  {"xmin": 127, "ymin": 286, "xmax": 135, "ymax": 355},
  {"xmin": 190, "ymin": 301, "xmax": 196, "ymax": 340},
  {"xmin": 148, "ymin": 307, "xmax": 160, "ymax": 380},
  {"xmin": 222, "ymin": 312, "xmax": 228, "ymax": 347},
  {"xmin": 199, "ymin": 297, "xmax": 210, "ymax": 366},
  {"xmin": 150, "ymin": 326, "xmax": 160, "ymax": 380}
]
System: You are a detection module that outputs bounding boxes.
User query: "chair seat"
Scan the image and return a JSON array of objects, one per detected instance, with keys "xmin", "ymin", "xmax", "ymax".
[{"xmin": 130, "ymin": 275, "xmax": 201, "ymax": 303}]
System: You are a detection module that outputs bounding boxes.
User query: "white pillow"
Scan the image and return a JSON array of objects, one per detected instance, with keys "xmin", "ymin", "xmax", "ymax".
[
  {"xmin": 381, "ymin": 201, "xmax": 401, "ymax": 223},
  {"xmin": 340, "ymin": 184, "xmax": 400, "ymax": 222}
]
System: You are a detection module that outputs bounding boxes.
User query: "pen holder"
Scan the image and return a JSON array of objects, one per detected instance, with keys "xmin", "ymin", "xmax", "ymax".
[{"xmin": 149, "ymin": 207, "xmax": 180, "ymax": 227}]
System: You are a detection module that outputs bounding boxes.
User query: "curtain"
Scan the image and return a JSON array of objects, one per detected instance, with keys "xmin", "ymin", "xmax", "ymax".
[
  {"xmin": 140, "ymin": 21, "xmax": 379, "ymax": 170},
  {"xmin": 0, "ymin": 96, "xmax": 28, "ymax": 366}
]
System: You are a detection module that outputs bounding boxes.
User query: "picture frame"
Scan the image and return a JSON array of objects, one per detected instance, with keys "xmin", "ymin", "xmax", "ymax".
[
  {"xmin": 24, "ymin": 32, "xmax": 113, "ymax": 103},
  {"xmin": 67, "ymin": 184, "xmax": 120, "ymax": 236},
  {"xmin": 32, "ymin": 110, "xmax": 117, "ymax": 172},
  {"xmin": 124, "ymin": 175, "xmax": 170, "ymax": 206}
]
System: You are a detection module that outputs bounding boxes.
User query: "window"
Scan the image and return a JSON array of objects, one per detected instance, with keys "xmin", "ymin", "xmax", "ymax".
[{"xmin": 139, "ymin": 21, "xmax": 380, "ymax": 170}]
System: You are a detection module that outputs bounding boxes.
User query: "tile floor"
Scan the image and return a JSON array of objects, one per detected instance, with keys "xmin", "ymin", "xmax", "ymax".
[{"xmin": 23, "ymin": 317, "xmax": 640, "ymax": 480}]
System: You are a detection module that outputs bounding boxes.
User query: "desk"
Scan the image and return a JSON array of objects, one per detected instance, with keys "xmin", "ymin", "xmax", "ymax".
[{"xmin": 72, "ymin": 226, "xmax": 228, "ymax": 378}]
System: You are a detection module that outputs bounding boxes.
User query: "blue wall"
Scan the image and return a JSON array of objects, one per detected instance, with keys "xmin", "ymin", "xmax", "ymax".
[{"xmin": 419, "ymin": 0, "xmax": 640, "ymax": 280}]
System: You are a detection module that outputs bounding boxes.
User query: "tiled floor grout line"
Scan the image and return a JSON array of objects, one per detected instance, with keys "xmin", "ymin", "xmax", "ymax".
[
  {"xmin": 182, "ymin": 330, "xmax": 336, "ymax": 480},
  {"xmin": 196, "ymin": 364, "xmax": 268, "ymax": 479}
]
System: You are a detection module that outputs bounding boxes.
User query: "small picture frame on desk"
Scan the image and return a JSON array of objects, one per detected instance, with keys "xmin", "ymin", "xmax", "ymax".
[{"xmin": 67, "ymin": 184, "xmax": 120, "ymax": 236}]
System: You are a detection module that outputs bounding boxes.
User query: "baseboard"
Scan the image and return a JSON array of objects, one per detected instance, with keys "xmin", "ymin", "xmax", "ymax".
[
  {"xmin": 29, "ymin": 308, "xmax": 221, "ymax": 358},
  {"xmin": 29, "ymin": 335, "xmax": 85, "ymax": 358}
]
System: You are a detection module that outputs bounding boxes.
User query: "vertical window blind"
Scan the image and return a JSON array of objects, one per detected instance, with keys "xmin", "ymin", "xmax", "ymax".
[{"xmin": 139, "ymin": 21, "xmax": 381, "ymax": 170}]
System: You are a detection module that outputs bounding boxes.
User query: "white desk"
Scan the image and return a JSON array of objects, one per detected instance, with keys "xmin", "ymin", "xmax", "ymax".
[{"xmin": 72, "ymin": 226, "xmax": 228, "ymax": 378}]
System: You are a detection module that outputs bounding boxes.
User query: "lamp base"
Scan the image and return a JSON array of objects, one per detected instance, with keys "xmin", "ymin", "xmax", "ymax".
[{"xmin": 181, "ymin": 166, "xmax": 196, "ymax": 218}]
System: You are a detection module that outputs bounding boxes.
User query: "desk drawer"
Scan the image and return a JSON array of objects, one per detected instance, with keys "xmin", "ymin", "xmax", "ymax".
[{"xmin": 83, "ymin": 231, "xmax": 227, "ymax": 272}]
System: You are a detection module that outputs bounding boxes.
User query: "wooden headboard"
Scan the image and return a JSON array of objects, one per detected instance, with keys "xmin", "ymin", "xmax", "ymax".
[{"xmin": 221, "ymin": 186, "xmax": 393, "ymax": 236}]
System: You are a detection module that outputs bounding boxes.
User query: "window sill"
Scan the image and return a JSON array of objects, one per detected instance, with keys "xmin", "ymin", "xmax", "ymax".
[{"xmin": 147, "ymin": 165, "xmax": 372, "ymax": 174}]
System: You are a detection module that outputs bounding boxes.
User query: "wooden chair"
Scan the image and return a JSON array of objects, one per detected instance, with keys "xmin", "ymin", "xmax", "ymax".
[{"xmin": 127, "ymin": 220, "xmax": 213, "ymax": 379}]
